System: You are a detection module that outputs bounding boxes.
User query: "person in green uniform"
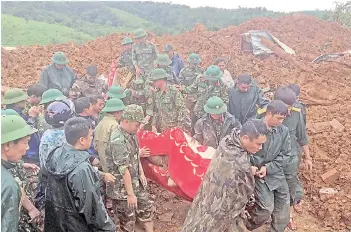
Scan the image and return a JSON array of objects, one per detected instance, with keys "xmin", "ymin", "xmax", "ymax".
[
  {"xmin": 39, "ymin": 52, "xmax": 76, "ymax": 96},
  {"xmin": 246, "ymin": 100, "xmax": 292, "ymax": 232},
  {"xmin": 115, "ymin": 37, "xmax": 136, "ymax": 87},
  {"xmin": 178, "ymin": 53, "xmax": 204, "ymax": 86},
  {"xmin": 132, "ymin": 28, "xmax": 158, "ymax": 80},
  {"xmin": 1, "ymin": 115, "xmax": 38, "ymax": 232},
  {"xmin": 146, "ymin": 68, "xmax": 188, "ymax": 133},
  {"xmin": 124, "ymin": 79, "xmax": 147, "ymax": 109},
  {"xmin": 24, "ymin": 84, "xmax": 46, "ymax": 115},
  {"xmin": 288, "ymin": 84, "xmax": 307, "ymax": 125},
  {"xmin": 106, "ymin": 85, "xmax": 127, "ymax": 101},
  {"xmin": 154, "ymin": 54, "xmax": 178, "ymax": 84},
  {"xmin": 194, "ymin": 96, "xmax": 241, "ymax": 149},
  {"xmin": 274, "ymin": 87, "xmax": 312, "ymax": 230}
]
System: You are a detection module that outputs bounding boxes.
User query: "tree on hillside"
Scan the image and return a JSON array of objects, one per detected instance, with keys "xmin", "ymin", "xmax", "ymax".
[{"xmin": 332, "ymin": 1, "xmax": 351, "ymax": 26}]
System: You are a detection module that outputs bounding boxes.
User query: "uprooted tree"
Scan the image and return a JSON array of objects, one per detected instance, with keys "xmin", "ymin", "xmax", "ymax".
[{"xmin": 332, "ymin": 1, "xmax": 351, "ymax": 26}]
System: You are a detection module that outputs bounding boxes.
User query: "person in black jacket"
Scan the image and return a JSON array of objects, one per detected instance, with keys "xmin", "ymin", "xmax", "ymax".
[{"xmin": 44, "ymin": 117, "xmax": 115, "ymax": 232}]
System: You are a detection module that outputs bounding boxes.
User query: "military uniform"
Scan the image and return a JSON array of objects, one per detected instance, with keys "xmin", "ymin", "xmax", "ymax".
[
  {"xmin": 182, "ymin": 129, "xmax": 254, "ymax": 232},
  {"xmin": 178, "ymin": 53, "xmax": 204, "ymax": 86},
  {"xmin": 228, "ymin": 80, "xmax": 269, "ymax": 125},
  {"xmin": 282, "ymin": 108, "xmax": 309, "ymax": 205},
  {"xmin": 69, "ymin": 77, "xmax": 108, "ymax": 99},
  {"xmin": 246, "ymin": 118, "xmax": 292, "ymax": 232},
  {"xmin": 39, "ymin": 128, "xmax": 65, "ymax": 168},
  {"xmin": 294, "ymin": 101, "xmax": 306, "ymax": 125},
  {"xmin": 124, "ymin": 79, "xmax": 146, "ymax": 109},
  {"xmin": 155, "ymin": 54, "xmax": 178, "ymax": 84},
  {"xmin": 194, "ymin": 96, "xmax": 241, "ymax": 149},
  {"xmin": 106, "ymin": 105, "xmax": 154, "ymax": 231},
  {"xmin": 39, "ymin": 52, "xmax": 76, "ymax": 96},
  {"xmin": 117, "ymin": 51, "xmax": 135, "ymax": 74}
]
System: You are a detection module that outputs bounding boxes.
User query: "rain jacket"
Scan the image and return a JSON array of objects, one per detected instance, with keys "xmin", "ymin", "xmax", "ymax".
[
  {"xmin": 44, "ymin": 144, "xmax": 115, "ymax": 232},
  {"xmin": 170, "ymin": 54, "xmax": 184, "ymax": 77}
]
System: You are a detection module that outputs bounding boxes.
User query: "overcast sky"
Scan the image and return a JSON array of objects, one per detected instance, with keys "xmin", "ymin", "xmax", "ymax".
[{"xmin": 151, "ymin": 0, "xmax": 345, "ymax": 12}]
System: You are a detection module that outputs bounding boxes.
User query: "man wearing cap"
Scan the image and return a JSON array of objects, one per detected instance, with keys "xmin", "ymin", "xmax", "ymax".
[
  {"xmin": 146, "ymin": 68, "xmax": 188, "ymax": 133},
  {"xmin": 106, "ymin": 104, "xmax": 154, "ymax": 232},
  {"xmin": 132, "ymin": 28, "xmax": 158, "ymax": 79},
  {"xmin": 194, "ymin": 96, "xmax": 241, "ymax": 149},
  {"xmin": 106, "ymin": 85, "xmax": 127, "ymax": 101},
  {"xmin": 178, "ymin": 53, "xmax": 204, "ymax": 86},
  {"xmin": 181, "ymin": 65, "xmax": 228, "ymax": 135},
  {"xmin": 228, "ymin": 74, "xmax": 269, "ymax": 125},
  {"xmin": 115, "ymin": 37, "xmax": 136, "ymax": 87},
  {"xmin": 1, "ymin": 115, "xmax": 38, "ymax": 231},
  {"xmin": 69, "ymin": 65, "xmax": 108, "ymax": 99},
  {"xmin": 39, "ymin": 51, "xmax": 76, "ymax": 96},
  {"xmin": 124, "ymin": 79, "xmax": 147, "ymax": 109},
  {"xmin": 164, "ymin": 44, "xmax": 184, "ymax": 77},
  {"xmin": 154, "ymin": 54, "xmax": 178, "ymax": 84}
]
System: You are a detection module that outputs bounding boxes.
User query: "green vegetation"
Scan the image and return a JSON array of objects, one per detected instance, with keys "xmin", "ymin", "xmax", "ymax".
[{"xmin": 1, "ymin": 1, "xmax": 335, "ymax": 46}]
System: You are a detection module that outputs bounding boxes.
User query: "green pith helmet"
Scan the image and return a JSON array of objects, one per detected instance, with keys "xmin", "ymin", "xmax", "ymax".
[
  {"xmin": 131, "ymin": 78, "xmax": 145, "ymax": 89},
  {"xmin": 163, "ymin": 44, "xmax": 174, "ymax": 52},
  {"xmin": 1, "ymin": 88, "xmax": 28, "ymax": 105},
  {"xmin": 202, "ymin": 65, "xmax": 223, "ymax": 81},
  {"xmin": 133, "ymin": 28, "xmax": 148, "ymax": 39},
  {"xmin": 187, "ymin": 53, "xmax": 201, "ymax": 64},
  {"xmin": 155, "ymin": 54, "xmax": 172, "ymax": 66},
  {"xmin": 204, "ymin": 96, "xmax": 227, "ymax": 115},
  {"xmin": 1, "ymin": 115, "xmax": 37, "ymax": 144},
  {"xmin": 107, "ymin": 85, "xmax": 126, "ymax": 99},
  {"xmin": 121, "ymin": 37, "xmax": 133, "ymax": 45},
  {"xmin": 1, "ymin": 109, "xmax": 19, "ymax": 116},
  {"xmin": 122, "ymin": 104, "xmax": 147, "ymax": 124},
  {"xmin": 51, "ymin": 52, "xmax": 69, "ymax": 65},
  {"xmin": 149, "ymin": 68, "xmax": 169, "ymax": 81},
  {"xmin": 101, "ymin": 98, "xmax": 126, "ymax": 113},
  {"xmin": 40, "ymin": 89, "xmax": 66, "ymax": 105}
]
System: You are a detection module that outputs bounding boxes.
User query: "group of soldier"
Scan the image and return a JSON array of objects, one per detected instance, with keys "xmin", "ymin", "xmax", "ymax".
[{"xmin": 1, "ymin": 27, "xmax": 312, "ymax": 232}]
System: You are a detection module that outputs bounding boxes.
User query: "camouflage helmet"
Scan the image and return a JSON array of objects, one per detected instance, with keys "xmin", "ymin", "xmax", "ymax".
[
  {"xmin": 101, "ymin": 98, "xmax": 126, "ymax": 113},
  {"xmin": 155, "ymin": 54, "xmax": 172, "ymax": 66},
  {"xmin": 133, "ymin": 28, "xmax": 148, "ymax": 39},
  {"xmin": 40, "ymin": 89, "xmax": 66, "ymax": 105},
  {"xmin": 1, "ymin": 115, "xmax": 37, "ymax": 144},
  {"xmin": 51, "ymin": 52, "xmax": 69, "ymax": 65},
  {"xmin": 202, "ymin": 65, "xmax": 223, "ymax": 81},
  {"xmin": 204, "ymin": 96, "xmax": 227, "ymax": 115},
  {"xmin": 149, "ymin": 68, "xmax": 169, "ymax": 81},
  {"xmin": 122, "ymin": 104, "xmax": 147, "ymax": 124},
  {"xmin": 163, "ymin": 44, "xmax": 174, "ymax": 52},
  {"xmin": 121, "ymin": 37, "xmax": 133, "ymax": 45},
  {"xmin": 1, "ymin": 109, "xmax": 19, "ymax": 116},
  {"xmin": 107, "ymin": 85, "xmax": 126, "ymax": 99},
  {"xmin": 187, "ymin": 53, "xmax": 201, "ymax": 64},
  {"xmin": 1, "ymin": 88, "xmax": 28, "ymax": 105}
]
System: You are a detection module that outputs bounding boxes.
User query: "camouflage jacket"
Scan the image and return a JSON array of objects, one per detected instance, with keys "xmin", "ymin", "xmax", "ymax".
[
  {"xmin": 132, "ymin": 41, "xmax": 158, "ymax": 74},
  {"xmin": 106, "ymin": 126, "xmax": 141, "ymax": 200},
  {"xmin": 94, "ymin": 114, "xmax": 119, "ymax": 173},
  {"xmin": 69, "ymin": 77, "xmax": 108, "ymax": 99},
  {"xmin": 124, "ymin": 88, "xmax": 146, "ymax": 110},
  {"xmin": 228, "ymin": 81, "xmax": 269, "ymax": 125},
  {"xmin": 182, "ymin": 129, "xmax": 254, "ymax": 232},
  {"xmin": 178, "ymin": 66, "xmax": 204, "ymax": 86},
  {"xmin": 1, "ymin": 160, "xmax": 22, "ymax": 232},
  {"xmin": 39, "ymin": 128, "xmax": 65, "ymax": 168},
  {"xmin": 146, "ymin": 85, "xmax": 188, "ymax": 132},
  {"xmin": 163, "ymin": 66, "xmax": 179, "ymax": 85},
  {"xmin": 117, "ymin": 50, "xmax": 135, "ymax": 73},
  {"xmin": 250, "ymin": 119, "xmax": 292, "ymax": 191},
  {"xmin": 184, "ymin": 77, "xmax": 228, "ymax": 118},
  {"xmin": 24, "ymin": 103, "xmax": 51, "ymax": 137},
  {"xmin": 39, "ymin": 64, "xmax": 76, "ymax": 96},
  {"xmin": 194, "ymin": 112, "xmax": 241, "ymax": 149}
]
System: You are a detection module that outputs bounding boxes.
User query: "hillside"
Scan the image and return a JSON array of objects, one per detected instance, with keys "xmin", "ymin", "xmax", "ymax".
[{"xmin": 1, "ymin": 1, "xmax": 332, "ymax": 46}]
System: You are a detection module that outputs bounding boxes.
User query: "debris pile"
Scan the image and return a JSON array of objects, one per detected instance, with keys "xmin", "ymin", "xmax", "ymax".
[{"xmin": 2, "ymin": 14, "xmax": 351, "ymax": 230}]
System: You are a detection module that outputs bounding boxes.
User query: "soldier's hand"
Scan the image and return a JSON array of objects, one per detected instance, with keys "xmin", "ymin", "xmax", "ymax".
[
  {"xmin": 28, "ymin": 106, "xmax": 40, "ymax": 118},
  {"xmin": 23, "ymin": 163, "xmax": 40, "ymax": 176},
  {"xmin": 257, "ymin": 166, "xmax": 267, "ymax": 178},
  {"xmin": 139, "ymin": 146, "xmax": 151, "ymax": 158},
  {"xmin": 103, "ymin": 173, "xmax": 116, "ymax": 184},
  {"xmin": 251, "ymin": 166, "xmax": 259, "ymax": 176},
  {"xmin": 127, "ymin": 194, "xmax": 138, "ymax": 209},
  {"xmin": 28, "ymin": 207, "xmax": 41, "ymax": 224},
  {"xmin": 304, "ymin": 158, "xmax": 313, "ymax": 171},
  {"xmin": 140, "ymin": 174, "xmax": 148, "ymax": 188}
]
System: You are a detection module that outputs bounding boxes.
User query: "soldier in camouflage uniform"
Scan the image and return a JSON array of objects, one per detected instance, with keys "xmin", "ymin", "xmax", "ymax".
[
  {"xmin": 115, "ymin": 37, "xmax": 136, "ymax": 87},
  {"xmin": 107, "ymin": 85, "xmax": 127, "ymax": 101},
  {"xmin": 146, "ymin": 69, "xmax": 188, "ymax": 133},
  {"xmin": 178, "ymin": 53, "xmax": 204, "ymax": 86},
  {"xmin": 24, "ymin": 84, "xmax": 46, "ymax": 115},
  {"xmin": 154, "ymin": 54, "xmax": 178, "ymax": 85},
  {"xmin": 246, "ymin": 100, "xmax": 292, "ymax": 232},
  {"xmin": 69, "ymin": 66, "xmax": 108, "ymax": 99},
  {"xmin": 106, "ymin": 105, "xmax": 154, "ymax": 232},
  {"xmin": 132, "ymin": 28, "xmax": 158, "ymax": 80},
  {"xmin": 124, "ymin": 79, "xmax": 147, "ymax": 110},
  {"xmin": 181, "ymin": 65, "xmax": 228, "ymax": 135},
  {"xmin": 182, "ymin": 120, "xmax": 268, "ymax": 232},
  {"xmin": 194, "ymin": 96, "xmax": 241, "ymax": 149}
]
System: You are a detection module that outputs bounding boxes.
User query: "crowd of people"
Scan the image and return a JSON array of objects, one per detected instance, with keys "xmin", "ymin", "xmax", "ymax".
[{"xmin": 1, "ymin": 28, "xmax": 312, "ymax": 232}]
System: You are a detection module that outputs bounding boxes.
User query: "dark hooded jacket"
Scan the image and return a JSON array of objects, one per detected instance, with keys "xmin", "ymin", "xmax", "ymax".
[{"xmin": 44, "ymin": 144, "xmax": 115, "ymax": 232}]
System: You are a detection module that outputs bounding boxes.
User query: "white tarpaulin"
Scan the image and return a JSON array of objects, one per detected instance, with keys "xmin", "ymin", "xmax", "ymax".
[{"xmin": 241, "ymin": 30, "xmax": 296, "ymax": 56}]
